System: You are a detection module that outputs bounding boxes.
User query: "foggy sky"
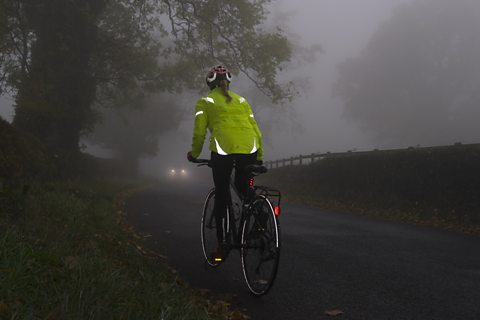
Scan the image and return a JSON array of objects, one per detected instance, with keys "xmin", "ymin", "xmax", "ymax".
[
  {"xmin": 265, "ymin": 0, "xmax": 413, "ymax": 158},
  {"xmin": 0, "ymin": 0, "xmax": 431, "ymax": 174}
]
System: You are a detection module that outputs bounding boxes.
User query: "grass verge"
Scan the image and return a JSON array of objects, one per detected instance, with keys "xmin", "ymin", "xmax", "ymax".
[{"xmin": 0, "ymin": 180, "xmax": 246, "ymax": 320}]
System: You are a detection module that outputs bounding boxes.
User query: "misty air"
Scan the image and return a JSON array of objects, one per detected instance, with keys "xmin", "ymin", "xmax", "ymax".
[{"xmin": 1, "ymin": 0, "xmax": 479, "ymax": 319}]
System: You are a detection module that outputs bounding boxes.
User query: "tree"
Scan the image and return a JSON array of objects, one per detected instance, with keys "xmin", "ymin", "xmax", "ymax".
[
  {"xmin": 335, "ymin": 0, "xmax": 480, "ymax": 146},
  {"xmin": 12, "ymin": 1, "xmax": 110, "ymax": 150},
  {"xmin": 0, "ymin": 0, "xmax": 34, "ymax": 95},
  {"xmin": 0, "ymin": 0, "xmax": 294, "ymax": 152}
]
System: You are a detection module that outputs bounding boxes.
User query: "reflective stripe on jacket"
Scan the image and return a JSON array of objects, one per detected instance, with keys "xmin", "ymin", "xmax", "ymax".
[{"xmin": 191, "ymin": 87, "xmax": 263, "ymax": 160}]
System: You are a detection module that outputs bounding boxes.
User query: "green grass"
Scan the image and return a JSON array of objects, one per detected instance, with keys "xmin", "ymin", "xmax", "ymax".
[{"xmin": 0, "ymin": 181, "xmax": 244, "ymax": 320}]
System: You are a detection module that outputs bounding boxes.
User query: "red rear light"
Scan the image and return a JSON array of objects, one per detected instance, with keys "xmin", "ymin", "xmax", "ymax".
[
  {"xmin": 249, "ymin": 178, "xmax": 254, "ymax": 187},
  {"xmin": 274, "ymin": 206, "xmax": 281, "ymax": 216}
]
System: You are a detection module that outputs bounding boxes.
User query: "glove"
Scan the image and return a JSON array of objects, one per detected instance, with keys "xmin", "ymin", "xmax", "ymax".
[{"xmin": 187, "ymin": 151, "xmax": 196, "ymax": 162}]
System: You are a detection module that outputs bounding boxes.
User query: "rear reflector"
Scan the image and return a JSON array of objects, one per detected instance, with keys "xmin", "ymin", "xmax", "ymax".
[{"xmin": 274, "ymin": 206, "xmax": 281, "ymax": 216}]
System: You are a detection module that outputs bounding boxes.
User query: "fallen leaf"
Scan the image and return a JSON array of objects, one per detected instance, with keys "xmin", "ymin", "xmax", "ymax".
[
  {"xmin": 325, "ymin": 309, "xmax": 344, "ymax": 317},
  {"xmin": 198, "ymin": 289, "xmax": 210, "ymax": 296},
  {"xmin": 64, "ymin": 256, "xmax": 80, "ymax": 269},
  {"xmin": 228, "ymin": 310, "xmax": 250, "ymax": 320},
  {"xmin": 209, "ymin": 300, "xmax": 230, "ymax": 314},
  {"xmin": 0, "ymin": 302, "xmax": 9, "ymax": 315}
]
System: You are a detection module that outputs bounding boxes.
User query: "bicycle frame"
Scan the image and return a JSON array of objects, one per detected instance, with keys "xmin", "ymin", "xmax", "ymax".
[
  {"xmin": 193, "ymin": 157, "xmax": 281, "ymax": 249},
  {"xmin": 223, "ymin": 178, "xmax": 249, "ymax": 249},
  {"xmin": 224, "ymin": 177, "xmax": 281, "ymax": 250},
  {"xmin": 195, "ymin": 157, "xmax": 282, "ymax": 295}
]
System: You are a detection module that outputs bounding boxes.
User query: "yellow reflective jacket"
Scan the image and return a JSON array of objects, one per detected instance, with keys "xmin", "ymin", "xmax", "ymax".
[{"xmin": 191, "ymin": 87, "xmax": 263, "ymax": 160}]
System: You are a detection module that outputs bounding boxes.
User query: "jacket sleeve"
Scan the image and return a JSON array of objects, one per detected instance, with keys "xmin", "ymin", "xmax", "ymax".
[
  {"xmin": 244, "ymin": 101, "xmax": 263, "ymax": 161},
  {"xmin": 191, "ymin": 99, "xmax": 208, "ymax": 158}
]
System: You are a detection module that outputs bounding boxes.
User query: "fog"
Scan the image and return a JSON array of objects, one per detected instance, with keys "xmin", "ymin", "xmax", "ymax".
[
  {"xmin": 266, "ymin": 0, "xmax": 413, "ymax": 156},
  {"xmin": 3, "ymin": 0, "xmax": 480, "ymax": 179},
  {"xmin": 0, "ymin": 95, "xmax": 14, "ymax": 122},
  {"xmin": 140, "ymin": 0, "xmax": 412, "ymax": 176}
]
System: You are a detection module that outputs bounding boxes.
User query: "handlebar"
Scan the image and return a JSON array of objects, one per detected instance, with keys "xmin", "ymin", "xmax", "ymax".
[{"xmin": 190, "ymin": 158, "xmax": 211, "ymax": 166}]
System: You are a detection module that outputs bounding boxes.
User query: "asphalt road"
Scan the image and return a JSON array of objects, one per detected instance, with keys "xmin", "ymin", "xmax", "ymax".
[{"xmin": 126, "ymin": 180, "xmax": 480, "ymax": 320}]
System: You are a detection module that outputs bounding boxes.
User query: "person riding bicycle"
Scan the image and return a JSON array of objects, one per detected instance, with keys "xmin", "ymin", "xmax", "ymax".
[{"xmin": 187, "ymin": 65, "xmax": 263, "ymax": 261}]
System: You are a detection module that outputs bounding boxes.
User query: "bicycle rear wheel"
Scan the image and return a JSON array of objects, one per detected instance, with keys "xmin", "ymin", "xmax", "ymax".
[
  {"xmin": 241, "ymin": 195, "xmax": 280, "ymax": 295},
  {"xmin": 201, "ymin": 189, "xmax": 221, "ymax": 267}
]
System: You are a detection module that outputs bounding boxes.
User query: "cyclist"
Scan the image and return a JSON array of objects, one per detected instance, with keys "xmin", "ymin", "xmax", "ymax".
[{"xmin": 187, "ymin": 65, "xmax": 263, "ymax": 261}]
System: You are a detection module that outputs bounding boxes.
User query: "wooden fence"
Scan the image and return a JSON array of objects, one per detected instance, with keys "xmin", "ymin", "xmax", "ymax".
[
  {"xmin": 263, "ymin": 143, "xmax": 472, "ymax": 170},
  {"xmin": 264, "ymin": 153, "xmax": 326, "ymax": 169},
  {"xmin": 264, "ymin": 150, "xmax": 361, "ymax": 169}
]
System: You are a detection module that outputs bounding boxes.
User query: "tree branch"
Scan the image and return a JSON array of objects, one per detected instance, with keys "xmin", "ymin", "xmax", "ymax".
[{"xmin": 178, "ymin": 0, "xmax": 275, "ymax": 98}]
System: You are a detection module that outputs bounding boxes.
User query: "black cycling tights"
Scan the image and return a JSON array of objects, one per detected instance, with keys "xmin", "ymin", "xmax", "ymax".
[{"xmin": 211, "ymin": 151, "xmax": 257, "ymax": 242}]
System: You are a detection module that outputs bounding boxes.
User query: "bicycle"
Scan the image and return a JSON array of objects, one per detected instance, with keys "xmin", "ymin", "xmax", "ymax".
[{"xmin": 192, "ymin": 158, "xmax": 282, "ymax": 295}]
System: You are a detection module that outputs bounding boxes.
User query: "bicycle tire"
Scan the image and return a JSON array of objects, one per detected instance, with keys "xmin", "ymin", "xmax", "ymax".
[
  {"xmin": 201, "ymin": 189, "xmax": 221, "ymax": 267},
  {"xmin": 241, "ymin": 195, "xmax": 280, "ymax": 295}
]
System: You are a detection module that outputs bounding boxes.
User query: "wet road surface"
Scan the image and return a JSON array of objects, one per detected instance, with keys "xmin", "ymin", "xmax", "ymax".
[{"xmin": 126, "ymin": 181, "xmax": 480, "ymax": 320}]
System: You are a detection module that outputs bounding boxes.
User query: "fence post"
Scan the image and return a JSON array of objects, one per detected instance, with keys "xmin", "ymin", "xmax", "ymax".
[
  {"xmin": 290, "ymin": 157, "xmax": 294, "ymax": 166},
  {"xmin": 275, "ymin": 159, "xmax": 279, "ymax": 168},
  {"xmin": 299, "ymin": 155, "xmax": 303, "ymax": 165},
  {"xmin": 311, "ymin": 153, "xmax": 315, "ymax": 164}
]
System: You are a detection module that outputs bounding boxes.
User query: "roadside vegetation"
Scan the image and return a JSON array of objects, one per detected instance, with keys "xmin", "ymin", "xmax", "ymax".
[
  {"xmin": 0, "ymin": 120, "xmax": 245, "ymax": 319},
  {"xmin": 1, "ymin": 1, "xmax": 297, "ymax": 317},
  {"xmin": 259, "ymin": 144, "xmax": 480, "ymax": 235}
]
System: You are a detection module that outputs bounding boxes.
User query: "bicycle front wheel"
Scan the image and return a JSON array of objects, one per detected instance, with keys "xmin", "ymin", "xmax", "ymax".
[
  {"xmin": 241, "ymin": 195, "xmax": 280, "ymax": 295},
  {"xmin": 201, "ymin": 189, "xmax": 221, "ymax": 267}
]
